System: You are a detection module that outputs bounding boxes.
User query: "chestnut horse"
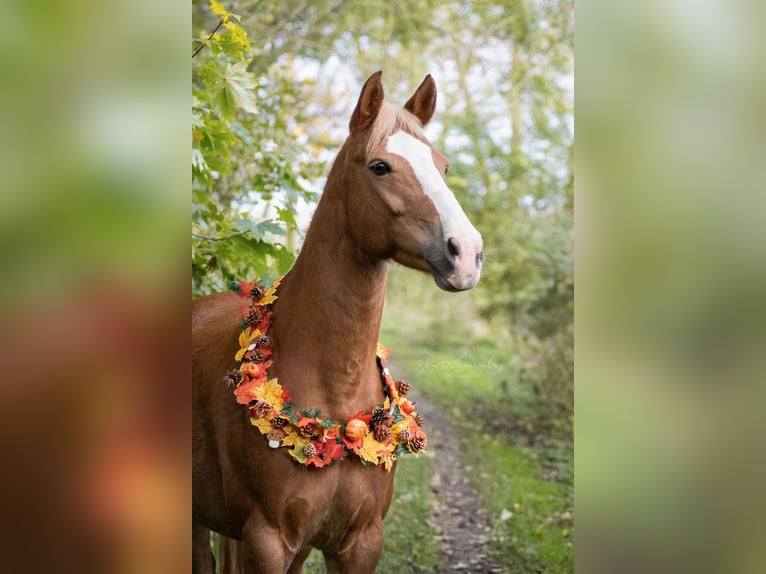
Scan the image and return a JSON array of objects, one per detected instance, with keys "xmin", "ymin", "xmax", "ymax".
[{"xmin": 192, "ymin": 71, "xmax": 483, "ymax": 573}]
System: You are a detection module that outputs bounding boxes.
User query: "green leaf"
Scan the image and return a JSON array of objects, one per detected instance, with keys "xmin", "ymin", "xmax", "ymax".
[
  {"xmin": 256, "ymin": 220, "xmax": 285, "ymax": 237},
  {"xmin": 231, "ymin": 218, "xmax": 285, "ymax": 240},
  {"xmin": 216, "ymin": 61, "xmax": 257, "ymax": 121},
  {"xmin": 275, "ymin": 206, "xmax": 297, "ymax": 229}
]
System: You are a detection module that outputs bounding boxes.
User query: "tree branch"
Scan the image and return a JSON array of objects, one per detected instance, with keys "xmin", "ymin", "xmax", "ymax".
[{"xmin": 192, "ymin": 19, "xmax": 223, "ymax": 59}]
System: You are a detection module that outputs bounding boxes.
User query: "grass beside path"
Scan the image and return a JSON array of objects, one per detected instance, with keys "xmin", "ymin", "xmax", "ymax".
[{"xmin": 381, "ymin": 309, "xmax": 574, "ymax": 574}]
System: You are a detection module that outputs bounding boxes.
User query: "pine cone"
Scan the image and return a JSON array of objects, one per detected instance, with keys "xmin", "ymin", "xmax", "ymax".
[
  {"xmin": 413, "ymin": 413, "xmax": 425, "ymax": 427},
  {"xmin": 299, "ymin": 423, "xmax": 319, "ymax": 438},
  {"xmin": 408, "ymin": 432, "xmax": 427, "ymax": 453},
  {"xmin": 395, "ymin": 380, "xmax": 411, "ymax": 395},
  {"xmin": 371, "ymin": 408, "xmax": 389, "ymax": 428},
  {"xmin": 374, "ymin": 425, "xmax": 391, "ymax": 443},
  {"xmin": 303, "ymin": 443, "xmax": 317, "ymax": 458},
  {"xmin": 271, "ymin": 416, "xmax": 287, "ymax": 429},
  {"xmin": 398, "ymin": 429, "xmax": 410, "ymax": 442},
  {"xmin": 242, "ymin": 307, "xmax": 263, "ymax": 327},
  {"xmin": 249, "ymin": 349, "xmax": 266, "ymax": 363},
  {"xmin": 223, "ymin": 369, "xmax": 243, "ymax": 388},
  {"xmin": 257, "ymin": 335, "xmax": 271, "ymax": 347},
  {"xmin": 250, "ymin": 285, "xmax": 265, "ymax": 301},
  {"xmin": 248, "ymin": 400, "xmax": 272, "ymax": 419}
]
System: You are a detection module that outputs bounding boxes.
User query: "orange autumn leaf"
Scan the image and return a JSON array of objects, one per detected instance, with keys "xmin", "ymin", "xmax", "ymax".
[{"xmin": 234, "ymin": 378, "xmax": 260, "ymax": 405}]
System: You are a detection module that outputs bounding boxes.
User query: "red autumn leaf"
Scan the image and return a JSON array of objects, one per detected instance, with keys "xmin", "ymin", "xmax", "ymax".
[
  {"xmin": 342, "ymin": 434, "xmax": 363, "ymax": 453},
  {"xmin": 324, "ymin": 440, "xmax": 345, "ymax": 462},
  {"xmin": 237, "ymin": 279, "xmax": 258, "ymax": 300}
]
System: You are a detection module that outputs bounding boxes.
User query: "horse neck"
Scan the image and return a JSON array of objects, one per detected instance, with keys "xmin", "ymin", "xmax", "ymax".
[{"xmin": 272, "ymin": 151, "xmax": 388, "ymax": 416}]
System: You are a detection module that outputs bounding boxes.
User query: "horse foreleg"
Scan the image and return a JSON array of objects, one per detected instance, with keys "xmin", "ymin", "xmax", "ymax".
[
  {"xmin": 286, "ymin": 545, "xmax": 313, "ymax": 574},
  {"xmin": 238, "ymin": 521, "xmax": 300, "ymax": 574},
  {"xmin": 192, "ymin": 523, "xmax": 215, "ymax": 574},
  {"xmin": 323, "ymin": 522, "xmax": 384, "ymax": 574}
]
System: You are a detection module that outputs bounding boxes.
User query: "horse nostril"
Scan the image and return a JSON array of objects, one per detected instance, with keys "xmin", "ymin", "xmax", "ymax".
[
  {"xmin": 476, "ymin": 250, "xmax": 484, "ymax": 267},
  {"xmin": 447, "ymin": 237, "xmax": 460, "ymax": 258}
]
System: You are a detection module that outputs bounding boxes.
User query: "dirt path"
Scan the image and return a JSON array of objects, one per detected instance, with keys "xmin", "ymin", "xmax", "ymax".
[{"xmin": 406, "ymin": 384, "xmax": 504, "ymax": 573}]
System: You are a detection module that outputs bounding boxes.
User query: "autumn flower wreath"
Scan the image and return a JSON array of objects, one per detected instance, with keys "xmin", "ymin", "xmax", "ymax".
[{"xmin": 224, "ymin": 277, "xmax": 427, "ymax": 470}]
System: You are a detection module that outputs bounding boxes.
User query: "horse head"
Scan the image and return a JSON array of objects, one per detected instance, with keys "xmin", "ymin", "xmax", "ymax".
[{"xmin": 342, "ymin": 71, "xmax": 484, "ymax": 291}]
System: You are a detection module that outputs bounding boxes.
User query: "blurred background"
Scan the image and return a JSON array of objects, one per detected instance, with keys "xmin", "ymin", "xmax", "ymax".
[
  {"xmin": 0, "ymin": 0, "xmax": 763, "ymax": 572},
  {"xmin": 192, "ymin": 0, "xmax": 572, "ymax": 571}
]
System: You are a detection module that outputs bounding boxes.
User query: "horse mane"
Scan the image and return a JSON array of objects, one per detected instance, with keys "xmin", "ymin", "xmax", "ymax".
[{"xmin": 365, "ymin": 103, "xmax": 425, "ymax": 159}]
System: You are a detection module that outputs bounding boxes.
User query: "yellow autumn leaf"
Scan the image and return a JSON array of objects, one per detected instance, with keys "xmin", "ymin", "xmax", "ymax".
[
  {"xmin": 358, "ymin": 433, "xmax": 394, "ymax": 465},
  {"xmin": 235, "ymin": 328, "xmax": 261, "ymax": 361},
  {"xmin": 251, "ymin": 417, "xmax": 273, "ymax": 434},
  {"xmin": 289, "ymin": 436, "xmax": 311, "ymax": 463},
  {"xmin": 390, "ymin": 420, "xmax": 411, "ymax": 442},
  {"xmin": 358, "ymin": 434, "xmax": 381, "ymax": 464},
  {"xmin": 259, "ymin": 276, "xmax": 283, "ymax": 306},
  {"xmin": 209, "ymin": 0, "xmax": 230, "ymax": 22},
  {"xmin": 254, "ymin": 378, "xmax": 284, "ymax": 411},
  {"xmin": 280, "ymin": 428, "xmax": 301, "ymax": 448}
]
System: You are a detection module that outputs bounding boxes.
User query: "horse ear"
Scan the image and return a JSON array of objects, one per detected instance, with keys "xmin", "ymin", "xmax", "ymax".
[
  {"xmin": 404, "ymin": 74, "xmax": 437, "ymax": 127},
  {"xmin": 349, "ymin": 71, "xmax": 385, "ymax": 133}
]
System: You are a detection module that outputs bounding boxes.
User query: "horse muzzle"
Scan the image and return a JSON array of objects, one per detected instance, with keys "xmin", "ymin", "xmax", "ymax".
[{"xmin": 426, "ymin": 233, "xmax": 484, "ymax": 292}]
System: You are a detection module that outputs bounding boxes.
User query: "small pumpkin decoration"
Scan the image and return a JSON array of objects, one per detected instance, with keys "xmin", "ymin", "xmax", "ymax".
[{"xmin": 344, "ymin": 418, "xmax": 368, "ymax": 440}]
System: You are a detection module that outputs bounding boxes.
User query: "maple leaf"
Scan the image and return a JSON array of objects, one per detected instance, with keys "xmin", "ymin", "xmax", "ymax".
[
  {"xmin": 342, "ymin": 434, "xmax": 363, "ymax": 454},
  {"xmin": 359, "ymin": 433, "xmax": 393, "ymax": 465},
  {"xmin": 288, "ymin": 437, "xmax": 311, "ymax": 463},
  {"xmin": 280, "ymin": 428, "xmax": 300, "ymax": 448},
  {"xmin": 251, "ymin": 417, "xmax": 273, "ymax": 434},
  {"xmin": 237, "ymin": 278, "xmax": 258, "ymax": 300},
  {"xmin": 306, "ymin": 455, "xmax": 328, "ymax": 468},
  {"xmin": 255, "ymin": 378, "xmax": 284, "ymax": 411},
  {"xmin": 383, "ymin": 456, "xmax": 395, "ymax": 472},
  {"xmin": 324, "ymin": 440, "xmax": 345, "ymax": 462},
  {"xmin": 255, "ymin": 310, "xmax": 272, "ymax": 333},
  {"xmin": 234, "ymin": 378, "xmax": 260, "ymax": 405},
  {"xmin": 259, "ymin": 276, "xmax": 283, "ymax": 306}
]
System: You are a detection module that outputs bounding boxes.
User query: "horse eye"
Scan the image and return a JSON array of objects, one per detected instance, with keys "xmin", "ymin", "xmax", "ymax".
[
  {"xmin": 445, "ymin": 165, "xmax": 450, "ymax": 175},
  {"xmin": 370, "ymin": 161, "xmax": 391, "ymax": 176}
]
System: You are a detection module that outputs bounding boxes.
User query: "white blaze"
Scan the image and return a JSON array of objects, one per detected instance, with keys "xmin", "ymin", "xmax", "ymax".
[{"xmin": 385, "ymin": 130, "xmax": 481, "ymax": 246}]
